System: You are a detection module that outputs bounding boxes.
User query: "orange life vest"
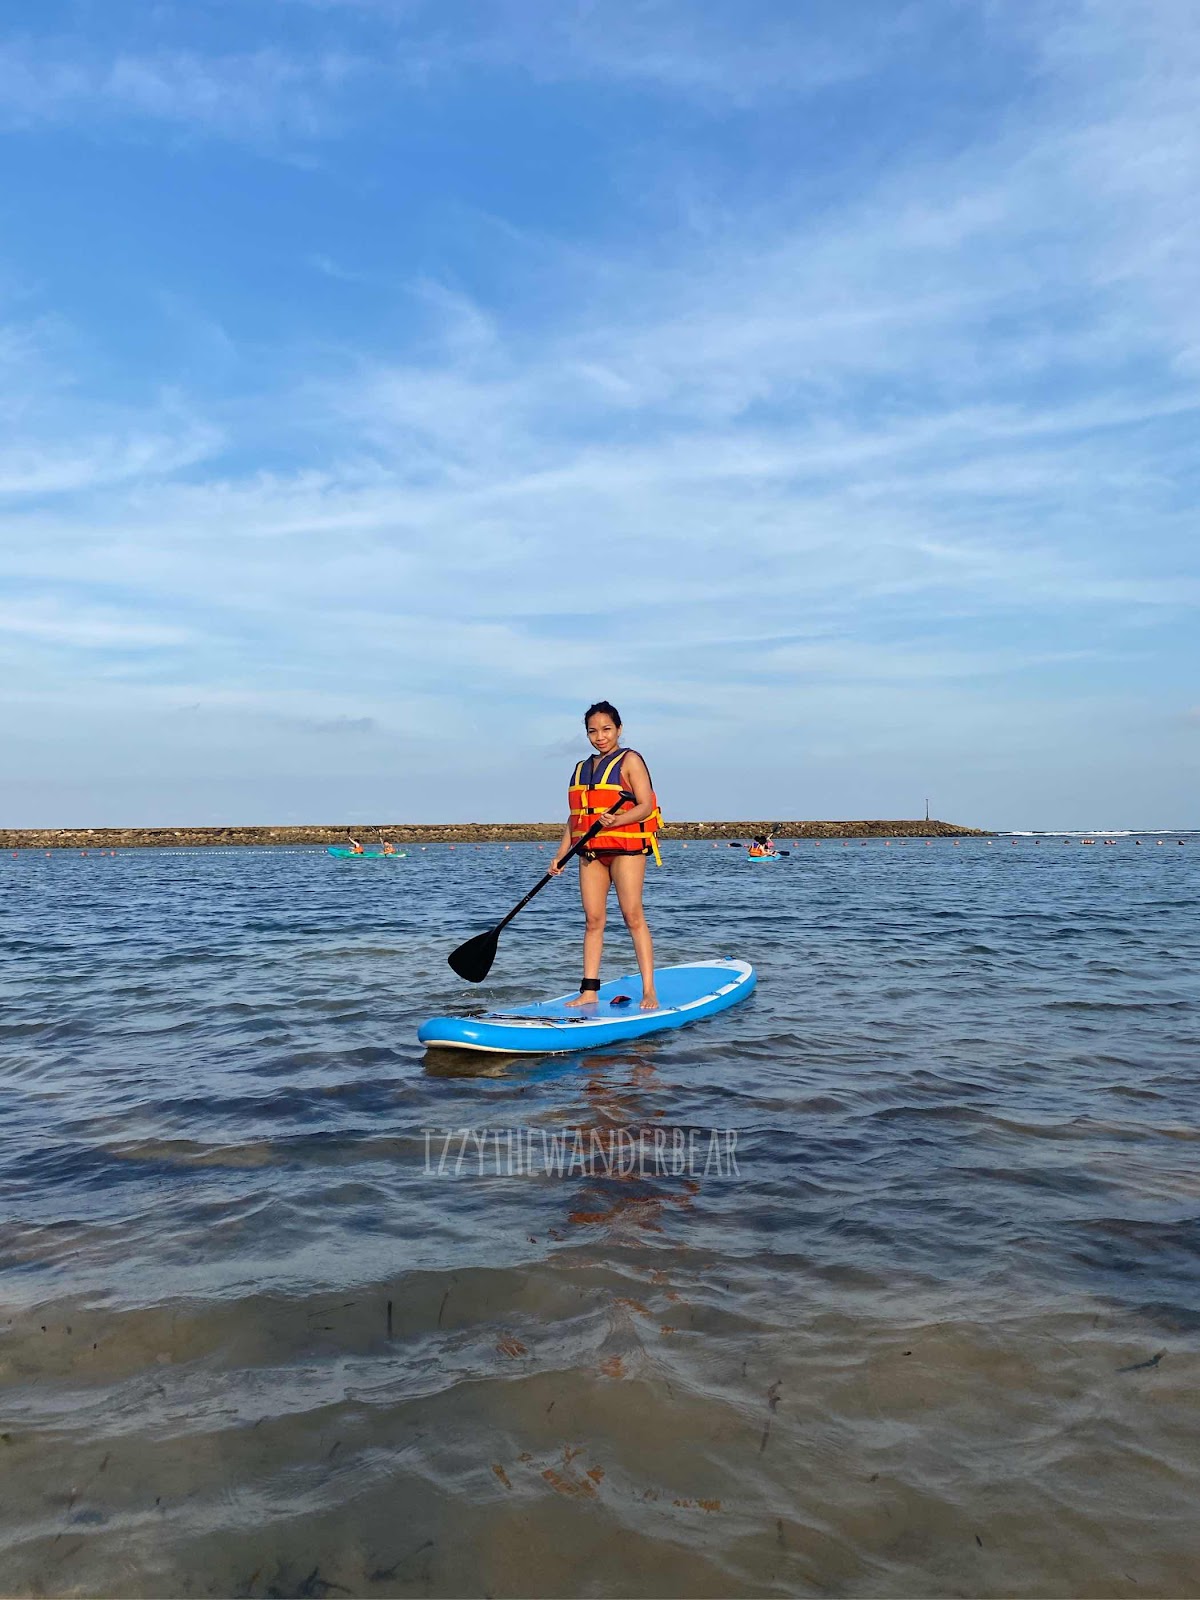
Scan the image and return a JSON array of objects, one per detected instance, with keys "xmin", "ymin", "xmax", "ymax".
[{"xmin": 569, "ymin": 748, "xmax": 662, "ymax": 865}]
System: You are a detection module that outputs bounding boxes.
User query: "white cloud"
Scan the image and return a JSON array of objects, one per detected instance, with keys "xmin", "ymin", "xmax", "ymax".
[
  {"xmin": 0, "ymin": 422, "xmax": 221, "ymax": 496},
  {"xmin": 0, "ymin": 598, "xmax": 191, "ymax": 650},
  {"xmin": 465, "ymin": 0, "xmax": 897, "ymax": 104},
  {"xmin": 273, "ymin": 0, "xmax": 904, "ymax": 104},
  {"xmin": 0, "ymin": 43, "xmax": 361, "ymax": 141}
]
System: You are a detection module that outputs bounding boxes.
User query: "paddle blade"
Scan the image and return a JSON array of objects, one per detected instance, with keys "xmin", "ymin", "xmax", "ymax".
[{"xmin": 448, "ymin": 926, "xmax": 500, "ymax": 983}]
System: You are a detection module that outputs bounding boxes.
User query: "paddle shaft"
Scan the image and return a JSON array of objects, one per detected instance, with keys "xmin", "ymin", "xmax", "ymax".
[{"xmin": 489, "ymin": 792, "xmax": 635, "ymax": 937}]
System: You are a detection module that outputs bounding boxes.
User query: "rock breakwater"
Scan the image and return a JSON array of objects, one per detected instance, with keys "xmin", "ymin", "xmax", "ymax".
[{"xmin": 2, "ymin": 819, "xmax": 987, "ymax": 849}]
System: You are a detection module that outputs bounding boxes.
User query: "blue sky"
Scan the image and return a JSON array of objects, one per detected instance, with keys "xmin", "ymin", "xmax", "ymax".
[{"xmin": 1, "ymin": 0, "xmax": 1196, "ymax": 828}]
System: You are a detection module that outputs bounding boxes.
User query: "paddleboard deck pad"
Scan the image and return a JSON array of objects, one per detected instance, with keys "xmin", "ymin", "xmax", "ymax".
[{"xmin": 418, "ymin": 958, "xmax": 755, "ymax": 1054}]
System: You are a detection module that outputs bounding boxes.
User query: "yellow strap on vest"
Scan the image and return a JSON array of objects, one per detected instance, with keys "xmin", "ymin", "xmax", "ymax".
[
  {"xmin": 598, "ymin": 750, "xmax": 625, "ymax": 786},
  {"xmin": 582, "ymin": 791, "xmax": 665, "ymax": 866}
]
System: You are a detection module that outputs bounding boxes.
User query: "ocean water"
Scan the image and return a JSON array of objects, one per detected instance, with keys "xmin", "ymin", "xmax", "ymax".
[{"xmin": 1, "ymin": 837, "xmax": 1198, "ymax": 1598}]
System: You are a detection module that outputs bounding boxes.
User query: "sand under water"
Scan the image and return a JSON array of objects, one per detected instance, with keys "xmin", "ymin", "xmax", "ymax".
[{"xmin": 1, "ymin": 838, "xmax": 1197, "ymax": 1596}]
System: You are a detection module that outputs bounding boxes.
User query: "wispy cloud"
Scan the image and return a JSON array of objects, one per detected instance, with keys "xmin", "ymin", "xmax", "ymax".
[
  {"xmin": 0, "ymin": 598, "xmax": 191, "ymax": 650},
  {"xmin": 0, "ymin": 1, "xmax": 944, "ymax": 149},
  {"xmin": 0, "ymin": 43, "xmax": 360, "ymax": 141},
  {"xmin": 271, "ymin": 0, "xmax": 906, "ymax": 103},
  {"xmin": 457, "ymin": 0, "xmax": 899, "ymax": 104},
  {"xmin": 0, "ymin": 420, "xmax": 221, "ymax": 496},
  {"xmin": 287, "ymin": 713, "xmax": 378, "ymax": 734}
]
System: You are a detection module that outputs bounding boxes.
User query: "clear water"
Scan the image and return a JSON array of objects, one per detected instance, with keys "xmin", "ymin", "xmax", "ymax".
[{"xmin": 2, "ymin": 839, "xmax": 1197, "ymax": 1597}]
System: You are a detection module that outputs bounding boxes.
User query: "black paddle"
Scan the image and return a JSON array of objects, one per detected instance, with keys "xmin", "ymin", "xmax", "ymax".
[
  {"xmin": 729, "ymin": 842, "xmax": 790, "ymax": 856},
  {"xmin": 448, "ymin": 793, "xmax": 635, "ymax": 982}
]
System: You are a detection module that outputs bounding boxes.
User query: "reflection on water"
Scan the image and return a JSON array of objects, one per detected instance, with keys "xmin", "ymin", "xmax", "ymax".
[{"xmin": 1, "ymin": 840, "xmax": 1199, "ymax": 1597}]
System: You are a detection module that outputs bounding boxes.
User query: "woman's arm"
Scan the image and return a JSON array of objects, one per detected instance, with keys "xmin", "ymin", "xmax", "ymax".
[{"xmin": 547, "ymin": 817, "xmax": 574, "ymax": 876}]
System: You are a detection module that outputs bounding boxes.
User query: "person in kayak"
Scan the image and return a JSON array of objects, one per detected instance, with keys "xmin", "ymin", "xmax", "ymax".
[
  {"xmin": 748, "ymin": 834, "xmax": 776, "ymax": 857},
  {"xmin": 348, "ymin": 838, "xmax": 364, "ymax": 855},
  {"xmin": 549, "ymin": 700, "xmax": 662, "ymax": 1010}
]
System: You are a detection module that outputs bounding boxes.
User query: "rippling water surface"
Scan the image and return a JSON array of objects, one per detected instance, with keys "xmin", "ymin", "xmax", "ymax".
[{"xmin": 2, "ymin": 838, "xmax": 1198, "ymax": 1597}]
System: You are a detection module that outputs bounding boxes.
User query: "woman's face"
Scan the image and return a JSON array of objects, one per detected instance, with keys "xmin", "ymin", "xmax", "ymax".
[{"xmin": 586, "ymin": 714, "xmax": 621, "ymax": 754}]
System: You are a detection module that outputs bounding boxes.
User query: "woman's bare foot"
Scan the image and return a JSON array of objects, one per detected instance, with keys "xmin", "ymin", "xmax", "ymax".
[
  {"xmin": 565, "ymin": 990, "xmax": 599, "ymax": 1007},
  {"xmin": 639, "ymin": 991, "xmax": 660, "ymax": 1010}
]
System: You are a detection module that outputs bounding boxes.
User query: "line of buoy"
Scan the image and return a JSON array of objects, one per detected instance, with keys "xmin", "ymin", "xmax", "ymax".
[{"xmin": 2, "ymin": 836, "xmax": 1188, "ymax": 859}]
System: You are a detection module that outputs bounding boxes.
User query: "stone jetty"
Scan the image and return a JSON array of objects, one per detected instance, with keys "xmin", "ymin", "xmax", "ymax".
[{"xmin": 2, "ymin": 819, "xmax": 987, "ymax": 849}]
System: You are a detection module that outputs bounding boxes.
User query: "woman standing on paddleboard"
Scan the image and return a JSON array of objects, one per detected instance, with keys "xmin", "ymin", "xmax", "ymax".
[{"xmin": 549, "ymin": 701, "xmax": 662, "ymax": 1010}]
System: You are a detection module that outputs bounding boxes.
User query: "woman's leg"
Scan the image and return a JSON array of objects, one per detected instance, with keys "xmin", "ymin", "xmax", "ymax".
[
  {"xmin": 565, "ymin": 855, "xmax": 612, "ymax": 1005},
  {"xmin": 610, "ymin": 854, "xmax": 658, "ymax": 1009}
]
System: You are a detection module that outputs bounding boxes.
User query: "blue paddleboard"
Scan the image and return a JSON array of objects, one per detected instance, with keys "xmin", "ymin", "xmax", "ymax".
[
  {"xmin": 747, "ymin": 852, "xmax": 779, "ymax": 861},
  {"xmin": 327, "ymin": 847, "xmax": 407, "ymax": 859},
  {"xmin": 418, "ymin": 958, "xmax": 755, "ymax": 1054}
]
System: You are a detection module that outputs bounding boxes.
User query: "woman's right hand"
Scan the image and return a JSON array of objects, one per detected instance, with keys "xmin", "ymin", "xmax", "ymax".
[{"xmin": 547, "ymin": 856, "xmax": 564, "ymax": 876}]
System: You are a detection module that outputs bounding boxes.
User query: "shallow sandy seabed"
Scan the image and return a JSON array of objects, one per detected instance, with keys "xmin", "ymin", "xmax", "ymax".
[
  {"xmin": 2, "ymin": 1269, "xmax": 1198, "ymax": 1598},
  {"xmin": 2, "ymin": 840, "xmax": 1196, "ymax": 1597}
]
